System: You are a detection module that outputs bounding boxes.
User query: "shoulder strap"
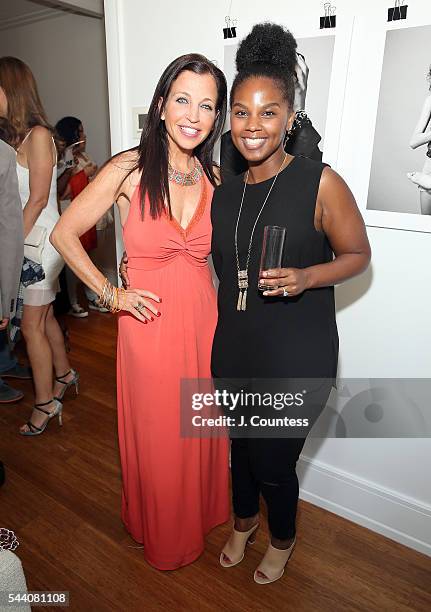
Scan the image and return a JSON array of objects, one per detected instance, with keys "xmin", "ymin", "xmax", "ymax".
[
  {"xmin": 16, "ymin": 128, "xmax": 57, "ymax": 166},
  {"xmin": 16, "ymin": 128, "xmax": 34, "ymax": 152},
  {"xmin": 51, "ymin": 136, "xmax": 58, "ymax": 165}
]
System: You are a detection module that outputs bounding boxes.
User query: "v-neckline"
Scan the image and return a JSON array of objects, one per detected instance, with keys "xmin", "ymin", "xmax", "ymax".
[{"xmin": 167, "ymin": 177, "xmax": 207, "ymax": 237}]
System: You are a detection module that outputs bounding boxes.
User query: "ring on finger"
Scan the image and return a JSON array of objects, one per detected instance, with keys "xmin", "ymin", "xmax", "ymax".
[
  {"xmin": 282, "ymin": 287, "xmax": 289, "ymax": 297},
  {"xmin": 135, "ymin": 302, "xmax": 145, "ymax": 313}
]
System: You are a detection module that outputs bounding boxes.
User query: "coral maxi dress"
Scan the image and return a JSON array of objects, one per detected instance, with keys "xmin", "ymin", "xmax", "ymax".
[{"xmin": 117, "ymin": 173, "xmax": 230, "ymax": 570}]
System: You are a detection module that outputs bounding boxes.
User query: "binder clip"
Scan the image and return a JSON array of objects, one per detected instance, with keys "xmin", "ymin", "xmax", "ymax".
[
  {"xmin": 320, "ymin": 3, "xmax": 336, "ymax": 29},
  {"xmin": 388, "ymin": 0, "xmax": 408, "ymax": 21},
  {"xmin": 223, "ymin": 16, "xmax": 237, "ymax": 39}
]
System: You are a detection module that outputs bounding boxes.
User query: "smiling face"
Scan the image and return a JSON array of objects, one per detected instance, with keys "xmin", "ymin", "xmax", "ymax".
[
  {"xmin": 161, "ymin": 70, "xmax": 218, "ymax": 156},
  {"xmin": 230, "ymin": 76, "xmax": 294, "ymax": 165}
]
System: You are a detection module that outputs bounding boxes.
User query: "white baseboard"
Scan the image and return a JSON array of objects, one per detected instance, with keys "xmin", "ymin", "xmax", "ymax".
[{"xmin": 297, "ymin": 455, "xmax": 431, "ymax": 557}]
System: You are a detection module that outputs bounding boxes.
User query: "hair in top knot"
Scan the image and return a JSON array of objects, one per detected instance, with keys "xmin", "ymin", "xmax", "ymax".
[{"xmin": 231, "ymin": 22, "xmax": 298, "ymax": 108}]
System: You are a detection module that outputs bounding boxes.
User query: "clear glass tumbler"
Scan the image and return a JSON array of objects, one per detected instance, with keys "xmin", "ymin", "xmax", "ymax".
[{"xmin": 258, "ymin": 225, "xmax": 286, "ymax": 291}]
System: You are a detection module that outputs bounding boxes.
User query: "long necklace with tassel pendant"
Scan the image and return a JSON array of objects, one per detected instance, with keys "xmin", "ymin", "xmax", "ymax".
[
  {"xmin": 237, "ymin": 270, "xmax": 248, "ymax": 311},
  {"xmin": 234, "ymin": 153, "xmax": 288, "ymax": 313}
]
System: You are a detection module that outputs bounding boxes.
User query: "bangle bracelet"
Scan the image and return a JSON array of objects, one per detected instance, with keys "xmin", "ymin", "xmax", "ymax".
[{"xmin": 98, "ymin": 278, "xmax": 123, "ymax": 313}]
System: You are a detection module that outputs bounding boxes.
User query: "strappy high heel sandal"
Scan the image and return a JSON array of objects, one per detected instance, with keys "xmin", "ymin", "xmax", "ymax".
[
  {"xmin": 19, "ymin": 399, "xmax": 63, "ymax": 437},
  {"xmin": 253, "ymin": 536, "xmax": 296, "ymax": 584},
  {"xmin": 220, "ymin": 522, "xmax": 259, "ymax": 568},
  {"xmin": 54, "ymin": 369, "xmax": 79, "ymax": 401}
]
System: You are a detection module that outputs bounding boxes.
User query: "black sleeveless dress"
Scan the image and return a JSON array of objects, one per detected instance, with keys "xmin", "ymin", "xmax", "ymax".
[{"xmin": 211, "ymin": 155, "xmax": 338, "ymax": 382}]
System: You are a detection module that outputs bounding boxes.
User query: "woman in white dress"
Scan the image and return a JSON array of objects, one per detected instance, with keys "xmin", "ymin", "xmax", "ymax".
[
  {"xmin": 0, "ymin": 57, "xmax": 77, "ymax": 435},
  {"xmin": 407, "ymin": 65, "xmax": 431, "ymax": 215}
]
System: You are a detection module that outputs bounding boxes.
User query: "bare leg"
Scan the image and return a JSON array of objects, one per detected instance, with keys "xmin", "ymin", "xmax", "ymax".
[
  {"xmin": 20, "ymin": 304, "xmax": 56, "ymax": 432},
  {"xmin": 420, "ymin": 190, "xmax": 431, "ymax": 215},
  {"xmin": 45, "ymin": 305, "xmax": 74, "ymax": 397}
]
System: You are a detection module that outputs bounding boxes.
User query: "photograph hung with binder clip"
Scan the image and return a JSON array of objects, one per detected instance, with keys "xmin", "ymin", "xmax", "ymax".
[
  {"xmin": 222, "ymin": 34, "xmax": 335, "ymax": 179},
  {"xmin": 367, "ymin": 23, "xmax": 431, "ymax": 222}
]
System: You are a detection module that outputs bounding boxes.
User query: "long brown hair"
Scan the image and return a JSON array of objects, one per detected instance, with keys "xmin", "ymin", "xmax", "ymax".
[
  {"xmin": 0, "ymin": 117, "xmax": 17, "ymax": 146},
  {"xmin": 129, "ymin": 53, "xmax": 227, "ymax": 219},
  {"xmin": 0, "ymin": 56, "xmax": 52, "ymax": 147}
]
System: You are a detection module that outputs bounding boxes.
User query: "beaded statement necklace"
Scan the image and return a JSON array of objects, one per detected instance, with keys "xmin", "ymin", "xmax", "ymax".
[{"xmin": 168, "ymin": 157, "xmax": 203, "ymax": 186}]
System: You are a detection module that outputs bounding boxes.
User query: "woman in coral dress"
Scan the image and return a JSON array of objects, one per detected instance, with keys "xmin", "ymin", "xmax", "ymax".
[{"xmin": 52, "ymin": 54, "xmax": 230, "ymax": 569}]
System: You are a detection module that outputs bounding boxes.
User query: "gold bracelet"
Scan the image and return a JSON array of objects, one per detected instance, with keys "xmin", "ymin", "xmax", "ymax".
[
  {"xmin": 111, "ymin": 286, "xmax": 118, "ymax": 314},
  {"xmin": 100, "ymin": 277, "xmax": 110, "ymax": 309},
  {"xmin": 114, "ymin": 287, "xmax": 121, "ymax": 313},
  {"xmin": 98, "ymin": 278, "xmax": 122, "ymax": 313}
]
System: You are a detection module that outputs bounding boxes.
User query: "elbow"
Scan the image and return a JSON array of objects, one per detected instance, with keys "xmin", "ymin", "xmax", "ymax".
[
  {"xmin": 409, "ymin": 139, "xmax": 418, "ymax": 150},
  {"xmin": 359, "ymin": 246, "xmax": 372, "ymax": 273}
]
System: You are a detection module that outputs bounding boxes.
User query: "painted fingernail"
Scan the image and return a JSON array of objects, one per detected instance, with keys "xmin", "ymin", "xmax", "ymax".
[
  {"xmin": 144, "ymin": 320, "xmax": 147, "ymax": 324},
  {"xmin": 150, "ymin": 317, "xmax": 154, "ymax": 321},
  {"xmin": 159, "ymin": 299, "xmax": 162, "ymax": 303},
  {"xmin": 156, "ymin": 312, "xmax": 161, "ymax": 317}
]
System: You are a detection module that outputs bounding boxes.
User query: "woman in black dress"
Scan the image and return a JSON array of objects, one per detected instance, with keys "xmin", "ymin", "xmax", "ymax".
[{"xmin": 211, "ymin": 23, "xmax": 371, "ymax": 584}]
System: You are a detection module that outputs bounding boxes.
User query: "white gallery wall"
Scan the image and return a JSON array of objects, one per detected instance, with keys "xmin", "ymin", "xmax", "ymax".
[
  {"xmin": 104, "ymin": 0, "xmax": 431, "ymax": 555},
  {"xmin": 0, "ymin": 7, "xmax": 111, "ymax": 167}
]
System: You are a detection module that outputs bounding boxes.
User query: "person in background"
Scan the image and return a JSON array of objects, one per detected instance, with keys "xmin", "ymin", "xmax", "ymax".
[
  {"xmin": 55, "ymin": 116, "xmax": 106, "ymax": 317},
  {"xmin": 0, "ymin": 56, "xmax": 77, "ymax": 436},
  {"xmin": 0, "ymin": 117, "xmax": 31, "ymax": 404}
]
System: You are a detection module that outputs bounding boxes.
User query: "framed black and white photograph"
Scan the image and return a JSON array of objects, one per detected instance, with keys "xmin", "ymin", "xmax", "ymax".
[
  {"xmin": 224, "ymin": 35, "xmax": 335, "ymax": 156},
  {"xmin": 366, "ymin": 23, "xmax": 431, "ymax": 232}
]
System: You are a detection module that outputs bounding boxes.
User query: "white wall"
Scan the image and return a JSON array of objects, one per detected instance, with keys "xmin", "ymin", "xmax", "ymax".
[
  {"xmin": 0, "ymin": 10, "xmax": 111, "ymax": 167},
  {"xmin": 104, "ymin": 0, "xmax": 431, "ymax": 555}
]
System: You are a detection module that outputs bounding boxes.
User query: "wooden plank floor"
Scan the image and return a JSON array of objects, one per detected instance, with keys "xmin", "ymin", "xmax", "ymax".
[{"xmin": 1, "ymin": 312, "xmax": 430, "ymax": 611}]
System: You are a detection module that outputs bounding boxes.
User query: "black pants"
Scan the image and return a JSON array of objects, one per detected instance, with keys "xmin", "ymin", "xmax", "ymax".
[
  {"xmin": 214, "ymin": 377, "xmax": 332, "ymax": 540},
  {"xmin": 231, "ymin": 435, "xmax": 308, "ymax": 539}
]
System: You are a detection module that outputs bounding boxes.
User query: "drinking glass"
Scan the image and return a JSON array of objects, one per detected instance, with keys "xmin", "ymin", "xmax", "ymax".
[{"xmin": 258, "ymin": 225, "xmax": 286, "ymax": 291}]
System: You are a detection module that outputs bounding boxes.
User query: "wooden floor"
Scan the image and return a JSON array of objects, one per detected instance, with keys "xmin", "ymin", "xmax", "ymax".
[{"xmin": 1, "ymin": 312, "xmax": 430, "ymax": 612}]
